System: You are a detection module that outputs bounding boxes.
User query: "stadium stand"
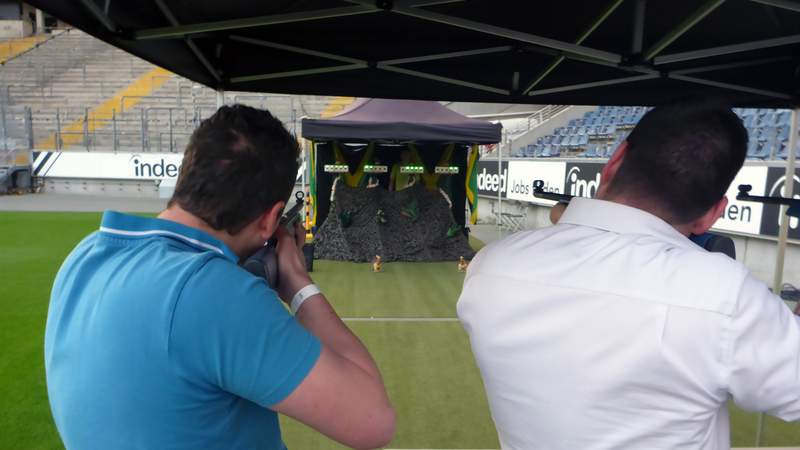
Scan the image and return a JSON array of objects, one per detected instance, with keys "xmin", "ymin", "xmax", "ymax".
[
  {"xmin": 513, "ymin": 105, "xmax": 796, "ymax": 161},
  {"xmin": 0, "ymin": 29, "xmax": 354, "ymax": 153}
]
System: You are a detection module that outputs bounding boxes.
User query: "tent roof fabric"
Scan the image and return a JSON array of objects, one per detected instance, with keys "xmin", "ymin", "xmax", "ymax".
[
  {"xmin": 26, "ymin": 1, "xmax": 800, "ymax": 107},
  {"xmin": 302, "ymin": 98, "xmax": 502, "ymax": 143}
]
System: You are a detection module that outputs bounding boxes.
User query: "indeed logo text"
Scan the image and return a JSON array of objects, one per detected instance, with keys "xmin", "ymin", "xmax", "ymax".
[
  {"xmin": 566, "ymin": 166, "xmax": 601, "ymax": 198},
  {"xmin": 477, "ymin": 167, "xmax": 507, "ymax": 193},
  {"xmin": 130, "ymin": 156, "xmax": 180, "ymax": 178}
]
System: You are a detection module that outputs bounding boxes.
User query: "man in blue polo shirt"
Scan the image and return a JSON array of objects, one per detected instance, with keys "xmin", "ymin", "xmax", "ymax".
[{"xmin": 45, "ymin": 105, "xmax": 395, "ymax": 450}]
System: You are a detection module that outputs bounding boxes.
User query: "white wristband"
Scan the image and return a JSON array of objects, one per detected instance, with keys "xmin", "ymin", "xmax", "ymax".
[{"xmin": 291, "ymin": 284, "xmax": 321, "ymax": 314}]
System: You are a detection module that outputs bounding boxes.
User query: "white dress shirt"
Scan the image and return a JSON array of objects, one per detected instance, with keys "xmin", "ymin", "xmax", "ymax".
[{"xmin": 458, "ymin": 197, "xmax": 800, "ymax": 450}]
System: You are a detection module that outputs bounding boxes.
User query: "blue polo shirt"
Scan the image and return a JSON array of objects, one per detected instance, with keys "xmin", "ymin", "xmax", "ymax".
[{"xmin": 45, "ymin": 211, "xmax": 321, "ymax": 450}]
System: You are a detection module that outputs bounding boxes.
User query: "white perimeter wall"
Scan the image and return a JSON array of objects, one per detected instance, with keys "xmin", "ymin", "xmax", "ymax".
[
  {"xmin": 0, "ymin": 20, "xmax": 30, "ymax": 39},
  {"xmin": 477, "ymin": 196, "xmax": 800, "ymax": 288}
]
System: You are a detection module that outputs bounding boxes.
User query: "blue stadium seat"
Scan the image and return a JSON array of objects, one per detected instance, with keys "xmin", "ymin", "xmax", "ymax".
[
  {"xmin": 761, "ymin": 111, "xmax": 777, "ymax": 127},
  {"xmin": 746, "ymin": 137, "xmax": 761, "ymax": 158},
  {"xmin": 534, "ymin": 144, "xmax": 545, "ymax": 157},
  {"xmin": 777, "ymin": 111, "xmax": 791, "ymax": 126},
  {"xmin": 778, "ymin": 126, "xmax": 790, "ymax": 141},
  {"xmin": 541, "ymin": 144, "xmax": 552, "ymax": 157},
  {"xmin": 777, "ymin": 141, "xmax": 799, "ymax": 160},
  {"xmin": 549, "ymin": 145, "xmax": 561, "ymax": 157},
  {"xmin": 577, "ymin": 134, "xmax": 588, "ymax": 148},
  {"xmin": 581, "ymin": 143, "xmax": 598, "ymax": 158},
  {"xmin": 757, "ymin": 127, "xmax": 773, "ymax": 141},
  {"xmin": 526, "ymin": 144, "xmax": 536, "ymax": 157},
  {"xmin": 761, "ymin": 134, "xmax": 778, "ymax": 159}
]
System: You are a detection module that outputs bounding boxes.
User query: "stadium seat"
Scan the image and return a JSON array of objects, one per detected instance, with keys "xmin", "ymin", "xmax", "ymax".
[
  {"xmin": 761, "ymin": 111, "xmax": 777, "ymax": 127},
  {"xmin": 778, "ymin": 126, "xmax": 790, "ymax": 141},
  {"xmin": 581, "ymin": 143, "xmax": 598, "ymax": 158},
  {"xmin": 746, "ymin": 137, "xmax": 761, "ymax": 158},
  {"xmin": 526, "ymin": 144, "xmax": 536, "ymax": 157},
  {"xmin": 760, "ymin": 134, "xmax": 778, "ymax": 159},
  {"xmin": 541, "ymin": 144, "xmax": 552, "ymax": 157},
  {"xmin": 534, "ymin": 144, "xmax": 545, "ymax": 157},
  {"xmin": 777, "ymin": 141, "xmax": 799, "ymax": 160}
]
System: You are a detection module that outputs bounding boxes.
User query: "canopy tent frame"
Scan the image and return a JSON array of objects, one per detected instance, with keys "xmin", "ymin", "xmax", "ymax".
[
  {"xmin": 58, "ymin": 0, "xmax": 800, "ymax": 106},
  {"xmin": 152, "ymin": 0, "xmax": 221, "ymax": 83}
]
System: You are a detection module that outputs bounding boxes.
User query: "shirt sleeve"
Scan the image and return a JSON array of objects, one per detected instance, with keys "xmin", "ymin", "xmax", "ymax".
[
  {"xmin": 169, "ymin": 257, "xmax": 321, "ymax": 408},
  {"xmin": 727, "ymin": 274, "xmax": 800, "ymax": 420}
]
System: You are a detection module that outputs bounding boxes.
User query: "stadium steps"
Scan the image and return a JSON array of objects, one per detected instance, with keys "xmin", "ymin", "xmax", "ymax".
[
  {"xmin": 1, "ymin": 29, "xmax": 367, "ymax": 152},
  {"xmin": 0, "ymin": 34, "xmax": 50, "ymax": 63},
  {"xmin": 319, "ymin": 96, "xmax": 355, "ymax": 118},
  {"xmin": 1, "ymin": 29, "xmax": 160, "ymax": 149},
  {"xmin": 35, "ymin": 67, "xmax": 174, "ymax": 149}
]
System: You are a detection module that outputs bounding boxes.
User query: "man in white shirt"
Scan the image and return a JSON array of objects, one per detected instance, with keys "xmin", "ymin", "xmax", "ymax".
[{"xmin": 458, "ymin": 99, "xmax": 800, "ymax": 450}]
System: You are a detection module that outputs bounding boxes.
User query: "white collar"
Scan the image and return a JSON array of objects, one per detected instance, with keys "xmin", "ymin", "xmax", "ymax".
[{"xmin": 558, "ymin": 197, "xmax": 694, "ymax": 249}]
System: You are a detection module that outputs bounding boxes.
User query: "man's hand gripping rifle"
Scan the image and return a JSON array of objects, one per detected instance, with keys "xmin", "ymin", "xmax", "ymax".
[{"xmin": 242, "ymin": 191, "xmax": 305, "ymax": 288}]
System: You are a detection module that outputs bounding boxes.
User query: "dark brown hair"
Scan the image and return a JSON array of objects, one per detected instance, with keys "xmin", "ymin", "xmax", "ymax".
[
  {"xmin": 169, "ymin": 104, "xmax": 299, "ymax": 234},
  {"xmin": 606, "ymin": 98, "xmax": 747, "ymax": 224}
]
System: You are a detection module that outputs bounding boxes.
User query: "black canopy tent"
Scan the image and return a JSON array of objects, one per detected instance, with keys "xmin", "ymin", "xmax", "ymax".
[
  {"xmin": 302, "ymin": 98, "xmax": 501, "ymax": 229},
  {"xmin": 303, "ymin": 98, "xmax": 502, "ymax": 143},
  {"xmin": 25, "ymin": 0, "xmax": 800, "ymax": 108}
]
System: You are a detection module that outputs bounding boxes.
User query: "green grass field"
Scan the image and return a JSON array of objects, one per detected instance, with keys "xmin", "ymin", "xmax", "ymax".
[{"xmin": 1, "ymin": 211, "xmax": 799, "ymax": 448}]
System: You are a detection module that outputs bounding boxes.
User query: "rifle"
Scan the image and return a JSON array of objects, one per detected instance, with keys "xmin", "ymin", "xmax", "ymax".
[
  {"xmin": 736, "ymin": 184, "xmax": 800, "ymax": 218},
  {"xmin": 532, "ymin": 179, "xmax": 573, "ymax": 203}
]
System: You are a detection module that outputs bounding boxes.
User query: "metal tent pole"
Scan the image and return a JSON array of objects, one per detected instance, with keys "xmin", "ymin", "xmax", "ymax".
[
  {"xmin": 497, "ymin": 133, "xmax": 504, "ymax": 237},
  {"xmin": 758, "ymin": 107, "xmax": 799, "ymax": 446},
  {"xmin": 301, "ymin": 139, "xmax": 307, "ymax": 193},
  {"xmin": 216, "ymin": 90, "xmax": 224, "ymax": 109}
]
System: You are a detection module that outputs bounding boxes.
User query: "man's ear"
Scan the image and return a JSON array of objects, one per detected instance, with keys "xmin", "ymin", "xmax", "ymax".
[
  {"xmin": 597, "ymin": 141, "xmax": 628, "ymax": 198},
  {"xmin": 687, "ymin": 196, "xmax": 727, "ymax": 235},
  {"xmin": 256, "ymin": 201, "xmax": 285, "ymax": 241}
]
